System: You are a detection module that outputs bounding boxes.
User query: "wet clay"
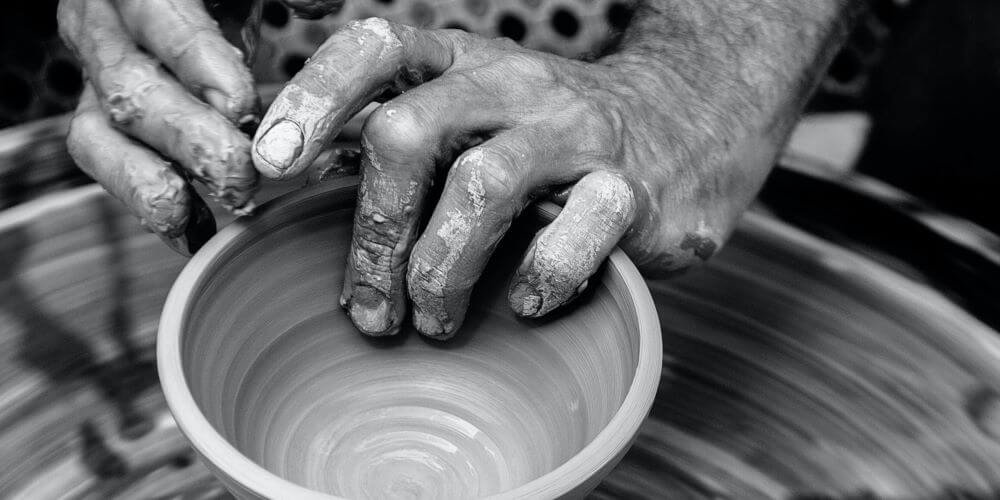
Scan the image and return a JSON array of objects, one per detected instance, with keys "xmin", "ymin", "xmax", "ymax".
[{"xmin": 164, "ymin": 180, "xmax": 660, "ymax": 499}]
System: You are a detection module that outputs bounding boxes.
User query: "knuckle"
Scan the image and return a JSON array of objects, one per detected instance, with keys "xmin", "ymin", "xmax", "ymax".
[
  {"xmin": 347, "ymin": 17, "xmax": 402, "ymax": 50},
  {"xmin": 362, "ymin": 104, "xmax": 432, "ymax": 158},
  {"xmin": 576, "ymin": 170, "xmax": 637, "ymax": 227},
  {"xmin": 351, "ymin": 223, "xmax": 398, "ymax": 277},
  {"xmin": 565, "ymin": 99, "xmax": 623, "ymax": 152},
  {"xmin": 452, "ymin": 148, "xmax": 518, "ymax": 202},
  {"xmin": 581, "ymin": 170, "xmax": 632, "ymax": 197},
  {"xmin": 580, "ymin": 170, "xmax": 633, "ymax": 200},
  {"xmin": 98, "ymin": 57, "xmax": 160, "ymax": 126},
  {"xmin": 495, "ymin": 53, "xmax": 550, "ymax": 79}
]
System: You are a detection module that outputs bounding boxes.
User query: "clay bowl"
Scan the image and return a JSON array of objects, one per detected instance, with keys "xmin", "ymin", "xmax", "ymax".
[{"xmin": 157, "ymin": 178, "xmax": 662, "ymax": 499}]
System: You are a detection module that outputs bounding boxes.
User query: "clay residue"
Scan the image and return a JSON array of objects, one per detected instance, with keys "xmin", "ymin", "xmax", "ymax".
[
  {"xmin": 105, "ymin": 91, "xmax": 146, "ymax": 125},
  {"xmin": 361, "ymin": 136, "xmax": 382, "ymax": 172},
  {"xmin": 432, "ymin": 155, "xmax": 487, "ymax": 285},
  {"xmin": 136, "ymin": 165, "xmax": 188, "ymax": 236},
  {"xmin": 345, "ymin": 162, "xmax": 421, "ymax": 334},
  {"xmin": 408, "ymin": 153, "xmax": 489, "ymax": 335},
  {"xmin": 516, "ymin": 171, "xmax": 636, "ymax": 317},
  {"xmin": 352, "ymin": 18, "xmax": 402, "ymax": 60}
]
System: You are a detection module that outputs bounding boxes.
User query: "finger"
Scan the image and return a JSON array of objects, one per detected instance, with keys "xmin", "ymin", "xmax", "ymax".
[
  {"xmin": 68, "ymin": 85, "xmax": 216, "ymax": 256},
  {"xmin": 508, "ymin": 170, "xmax": 638, "ymax": 318},
  {"xmin": 339, "ymin": 75, "xmax": 509, "ymax": 337},
  {"xmin": 280, "ymin": 0, "xmax": 345, "ymax": 19},
  {"xmin": 253, "ymin": 18, "xmax": 458, "ymax": 179},
  {"xmin": 406, "ymin": 137, "xmax": 542, "ymax": 339},
  {"xmin": 112, "ymin": 0, "xmax": 259, "ymax": 123},
  {"xmin": 58, "ymin": 0, "xmax": 258, "ymax": 212}
]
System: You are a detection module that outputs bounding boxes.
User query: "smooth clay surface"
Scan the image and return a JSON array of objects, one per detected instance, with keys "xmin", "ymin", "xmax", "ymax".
[{"xmin": 168, "ymin": 180, "xmax": 660, "ymax": 499}]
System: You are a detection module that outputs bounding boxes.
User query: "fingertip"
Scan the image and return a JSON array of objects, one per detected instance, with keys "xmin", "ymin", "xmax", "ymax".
[
  {"xmin": 412, "ymin": 306, "xmax": 456, "ymax": 340},
  {"xmin": 202, "ymin": 136, "xmax": 260, "ymax": 212},
  {"xmin": 158, "ymin": 189, "xmax": 217, "ymax": 257},
  {"xmin": 406, "ymin": 257, "xmax": 467, "ymax": 339},
  {"xmin": 137, "ymin": 167, "xmax": 190, "ymax": 237},
  {"xmin": 507, "ymin": 170, "xmax": 638, "ymax": 319},
  {"xmin": 508, "ymin": 280, "xmax": 542, "ymax": 317},
  {"xmin": 345, "ymin": 285, "xmax": 401, "ymax": 336},
  {"xmin": 253, "ymin": 119, "xmax": 304, "ymax": 179}
]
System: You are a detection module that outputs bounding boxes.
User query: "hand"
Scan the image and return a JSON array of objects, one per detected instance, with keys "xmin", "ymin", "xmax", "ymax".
[
  {"xmin": 253, "ymin": 18, "xmax": 788, "ymax": 339},
  {"xmin": 58, "ymin": 0, "xmax": 344, "ymax": 255}
]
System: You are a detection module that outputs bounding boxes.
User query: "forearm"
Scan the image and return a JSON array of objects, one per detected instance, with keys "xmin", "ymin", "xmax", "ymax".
[
  {"xmin": 599, "ymin": 0, "xmax": 863, "ymax": 219},
  {"xmin": 608, "ymin": 0, "xmax": 861, "ymax": 120}
]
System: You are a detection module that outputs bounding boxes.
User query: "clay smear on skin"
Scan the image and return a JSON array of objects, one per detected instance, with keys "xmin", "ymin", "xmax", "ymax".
[
  {"xmin": 160, "ymin": 106, "xmax": 256, "ymax": 211},
  {"xmin": 529, "ymin": 176, "xmax": 635, "ymax": 314},
  {"xmin": 353, "ymin": 142, "xmax": 418, "ymax": 296},
  {"xmin": 418, "ymin": 151, "xmax": 487, "ymax": 318},
  {"xmin": 137, "ymin": 166, "xmax": 187, "ymax": 235},
  {"xmin": 353, "ymin": 18, "xmax": 402, "ymax": 59}
]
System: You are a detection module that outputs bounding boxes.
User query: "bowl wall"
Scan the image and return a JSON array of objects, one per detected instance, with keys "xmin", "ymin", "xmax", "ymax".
[{"xmin": 165, "ymin": 180, "xmax": 659, "ymax": 499}]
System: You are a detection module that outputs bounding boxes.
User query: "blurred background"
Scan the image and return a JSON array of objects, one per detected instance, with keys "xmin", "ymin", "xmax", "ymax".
[{"xmin": 1, "ymin": 0, "xmax": 1000, "ymax": 498}]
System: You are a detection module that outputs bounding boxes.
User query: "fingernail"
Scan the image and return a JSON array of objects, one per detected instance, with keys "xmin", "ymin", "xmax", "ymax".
[
  {"xmin": 160, "ymin": 193, "xmax": 216, "ymax": 256},
  {"xmin": 347, "ymin": 285, "xmax": 396, "ymax": 336},
  {"xmin": 413, "ymin": 307, "xmax": 451, "ymax": 339},
  {"xmin": 509, "ymin": 281, "xmax": 541, "ymax": 317},
  {"xmin": 255, "ymin": 120, "xmax": 304, "ymax": 176},
  {"xmin": 204, "ymin": 89, "xmax": 230, "ymax": 116}
]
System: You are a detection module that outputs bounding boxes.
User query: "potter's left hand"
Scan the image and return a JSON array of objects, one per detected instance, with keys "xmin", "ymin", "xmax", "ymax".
[{"xmin": 253, "ymin": 2, "xmax": 859, "ymax": 338}]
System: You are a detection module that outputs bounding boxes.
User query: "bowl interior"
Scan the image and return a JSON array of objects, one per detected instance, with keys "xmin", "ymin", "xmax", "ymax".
[{"xmin": 179, "ymin": 184, "xmax": 644, "ymax": 498}]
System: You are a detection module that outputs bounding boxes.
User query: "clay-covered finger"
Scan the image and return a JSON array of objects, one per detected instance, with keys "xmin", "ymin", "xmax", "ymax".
[
  {"xmin": 508, "ymin": 170, "xmax": 638, "ymax": 318},
  {"xmin": 68, "ymin": 86, "xmax": 215, "ymax": 255},
  {"xmin": 253, "ymin": 18, "xmax": 457, "ymax": 179},
  {"xmin": 339, "ymin": 78, "xmax": 511, "ymax": 337},
  {"xmin": 58, "ymin": 0, "xmax": 258, "ymax": 212},
  {"xmin": 280, "ymin": 0, "xmax": 345, "ymax": 19},
  {"xmin": 112, "ymin": 0, "xmax": 259, "ymax": 123},
  {"xmin": 407, "ymin": 141, "xmax": 539, "ymax": 339}
]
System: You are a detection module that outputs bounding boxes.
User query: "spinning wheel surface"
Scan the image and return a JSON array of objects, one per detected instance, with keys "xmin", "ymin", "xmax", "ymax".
[{"xmin": 1, "ymin": 177, "xmax": 999, "ymax": 498}]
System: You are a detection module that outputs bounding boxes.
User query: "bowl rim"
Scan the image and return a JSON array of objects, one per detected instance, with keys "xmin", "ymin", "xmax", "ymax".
[{"xmin": 157, "ymin": 177, "xmax": 662, "ymax": 499}]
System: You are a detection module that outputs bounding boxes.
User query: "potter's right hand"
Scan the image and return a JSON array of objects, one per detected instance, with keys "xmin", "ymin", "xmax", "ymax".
[
  {"xmin": 58, "ymin": 0, "xmax": 344, "ymax": 255},
  {"xmin": 254, "ymin": 0, "xmax": 855, "ymax": 339}
]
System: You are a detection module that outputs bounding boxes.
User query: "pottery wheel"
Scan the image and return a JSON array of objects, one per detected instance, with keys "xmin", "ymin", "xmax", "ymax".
[{"xmin": 1, "ymin": 133, "xmax": 999, "ymax": 497}]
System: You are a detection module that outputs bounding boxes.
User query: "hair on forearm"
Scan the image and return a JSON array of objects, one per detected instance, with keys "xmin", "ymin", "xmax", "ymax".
[{"xmin": 605, "ymin": 0, "xmax": 865, "ymax": 136}]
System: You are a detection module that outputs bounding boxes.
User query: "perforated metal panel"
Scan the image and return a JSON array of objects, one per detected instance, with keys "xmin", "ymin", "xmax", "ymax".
[
  {"xmin": 252, "ymin": 0, "xmax": 634, "ymax": 83},
  {"xmin": 5, "ymin": 0, "xmax": 903, "ymax": 128},
  {"xmin": 0, "ymin": 0, "xmax": 81, "ymax": 128}
]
